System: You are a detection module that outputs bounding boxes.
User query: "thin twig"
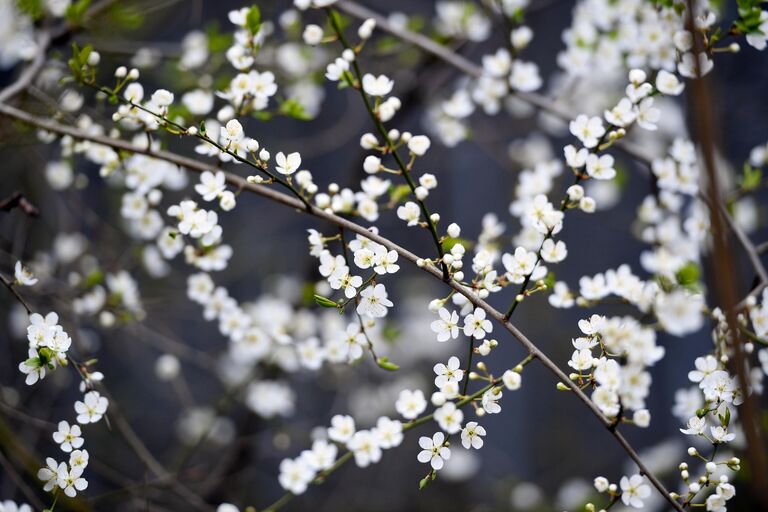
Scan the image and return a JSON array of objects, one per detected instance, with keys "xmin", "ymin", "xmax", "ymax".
[{"xmin": 1, "ymin": 273, "xmax": 32, "ymax": 314}]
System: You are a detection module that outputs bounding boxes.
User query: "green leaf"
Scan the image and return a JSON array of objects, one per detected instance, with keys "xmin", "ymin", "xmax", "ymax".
[
  {"xmin": 313, "ymin": 294, "xmax": 339, "ymax": 308},
  {"xmin": 441, "ymin": 237, "xmax": 473, "ymax": 252},
  {"xmin": 740, "ymin": 162, "xmax": 762, "ymax": 191},
  {"xmin": 65, "ymin": 0, "xmax": 92, "ymax": 24},
  {"xmin": 544, "ymin": 271, "xmax": 556, "ymax": 290},
  {"xmin": 17, "ymin": 0, "xmax": 44, "ymax": 19},
  {"xmin": 278, "ymin": 98, "xmax": 312, "ymax": 121},
  {"xmin": 84, "ymin": 269, "xmax": 104, "ymax": 288},
  {"xmin": 246, "ymin": 5, "xmax": 262, "ymax": 34},
  {"xmin": 79, "ymin": 44, "xmax": 93, "ymax": 66},
  {"xmin": 675, "ymin": 262, "xmax": 700, "ymax": 287},
  {"xmin": 206, "ymin": 23, "xmax": 234, "ymax": 53},
  {"xmin": 388, "ymin": 184, "xmax": 412, "ymax": 204},
  {"xmin": 376, "ymin": 357, "xmax": 400, "ymax": 371},
  {"xmin": 107, "ymin": 3, "xmax": 144, "ymax": 30},
  {"xmin": 252, "ymin": 110, "xmax": 274, "ymax": 121}
]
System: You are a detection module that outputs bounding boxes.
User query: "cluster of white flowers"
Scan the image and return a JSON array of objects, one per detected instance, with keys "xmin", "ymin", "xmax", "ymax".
[
  {"xmin": 15, "ymin": 311, "xmax": 106, "ymax": 501},
  {"xmin": 277, "ymin": 413, "xmax": 404, "ymax": 494},
  {"xmin": 428, "ymin": 2, "xmax": 538, "ymax": 146},
  {"xmin": 18, "ymin": 312, "xmax": 71, "ymax": 385},
  {"xmin": 5, "ymin": 1, "xmax": 768, "ymax": 511}
]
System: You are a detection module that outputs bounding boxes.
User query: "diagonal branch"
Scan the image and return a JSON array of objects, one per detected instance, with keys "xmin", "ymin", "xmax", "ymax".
[{"xmin": 0, "ymin": 103, "xmax": 683, "ymax": 511}]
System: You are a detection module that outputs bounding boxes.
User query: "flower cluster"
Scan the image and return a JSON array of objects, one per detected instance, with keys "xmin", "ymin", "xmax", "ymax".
[{"xmin": 16, "ymin": 312, "xmax": 106, "ymax": 501}]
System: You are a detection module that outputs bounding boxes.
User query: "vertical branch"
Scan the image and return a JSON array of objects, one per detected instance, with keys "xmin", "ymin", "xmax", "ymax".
[{"xmin": 685, "ymin": 3, "xmax": 768, "ymax": 507}]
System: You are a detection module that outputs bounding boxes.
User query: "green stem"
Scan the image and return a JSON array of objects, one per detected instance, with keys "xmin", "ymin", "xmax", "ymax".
[
  {"xmin": 503, "ymin": 172, "xmax": 583, "ymax": 320},
  {"xmin": 327, "ymin": 10, "xmax": 450, "ymax": 281}
]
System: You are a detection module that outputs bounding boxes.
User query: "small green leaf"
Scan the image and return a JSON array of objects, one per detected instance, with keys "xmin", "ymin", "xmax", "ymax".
[
  {"xmin": 278, "ymin": 98, "xmax": 312, "ymax": 120},
  {"xmin": 17, "ymin": 0, "xmax": 44, "ymax": 19},
  {"xmin": 65, "ymin": 0, "xmax": 92, "ymax": 24},
  {"xmin": 389, "ymin": 184, "xmax": 412, "ymax": 204},
  {"xmin": 675, "ymin": 262, "xmax": 700, "ymax": 287},
  {"xmin": 544, "ymin": 271, "xmax": 556, "ymax": 290},
  {"xmin": 84, "ymin": 269, "xmax": 104, "ymax": 288},
  {"xmin": 252, "ymin": 110, "xmax": 274, "ymax": 121},
  {"xmin": 246, "ymin": 5, "xmax": 262, "ymax": 34},
  {"xmin": 314, "ymin": 294, "xmax": 339, "ymax": 308},
  {"xmin": 441, "ymin": 237, "xmax": 473, "ymax": 252},
  {"xmin": 376, "ymin": 357, "xmax": 400, "ymax": 371},
  {"xmin": 740, "ymin": 162, "xmax": 762, "ymax": 191}
]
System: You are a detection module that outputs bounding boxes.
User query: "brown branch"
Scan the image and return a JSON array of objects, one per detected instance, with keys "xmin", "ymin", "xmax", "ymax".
[
  {"xmin": 1, "ymin": 272, "xmax": 32, "ymax": 314},
  {"xmin": 0, "ymin": 103, "xmax": 683, "ymax": 511},
  {"xmin": 99, "ymin": 384, "xmax": 214, "ymax": 512},
  {"xmin": 0, "ymin": 191, "xmax": 41, "ymax": 217},
  {"xmin": 685, "ymin": 3, "xmax": 768, "ymax": 508}
]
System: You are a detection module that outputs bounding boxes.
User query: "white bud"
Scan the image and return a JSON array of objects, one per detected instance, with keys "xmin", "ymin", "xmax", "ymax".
[
  {"xmin": 633, "ymin": 409, "xmax": 650, "ymax": 428},
  {"xmin": 594, "ymin": 476, "xmax": 609, "ymax": 493},
  {"xmin": 155, "ymin": 354, "xmax": 180, "ymax": 381},
  {"xmin": 363, "ymin": 155, "xmax": 381, "ymax": 174},
  {"xmin": 431, "ymin": 392, "xmax": 446, "ymax": 406},
  {"xmin": 415, "ymin": 186, "xmax": 429, "ymax": 200},
  {"xmin": 302, "ymin": 24, "xmax": 324, "ymax": 45},
  {"xmin": 87, "ymin": 51, "xmax": 101, "ymax": 66},
  {"xmin": 360, "ymin": 133, "xmax": 378, "ymax": 149},
  {"xmin": 566, "ymin": 184, "xmax": 584, "ymax": 200},
  {"xmin": 259, "ymin": 148, "xmax": 270, "ymax": 161},
  {"xmin": 628, "ymin": 69, "xmax": 647, "ymax": 84},
  {"xmin": 358, "ymin": 18, "xmax": 376, "ymax": 39},
  {"xmin": 579, "ymin": 196, "xmax": 596, "ymax": 213},
  {"xmin": 115, "ymin": 66, "xmax": 127, "ymax": 78},
  {"xmin": 447, "ymin": 223, "xmax": 461, "ymax": 238}
]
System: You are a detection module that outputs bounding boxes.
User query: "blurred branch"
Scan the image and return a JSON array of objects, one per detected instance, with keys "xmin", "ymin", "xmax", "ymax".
[
  {"xmin": 0, "ymin": 273, "xmax": 32, "ymax": 314},
  {"xmin": 99, "ymin": 384, "xmax": 214, "ymax": 512},
  {"xmin": 0, "ymin": 31, "xmax": 51, "ymax": 104},
  {"xmin": 0, "ymin": 449, "xmax": 46, "ymax": 511},
  {"xmin": 0, "ymin": 192, "xmax": 40, "ymax": 218},
  {"xmin": 685, "ymin": 2, "xmax": 768, "ymax": 508}
]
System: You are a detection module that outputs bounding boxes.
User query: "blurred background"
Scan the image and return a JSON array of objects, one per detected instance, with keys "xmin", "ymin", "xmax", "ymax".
[{"xmin": 1, "ymin": 0, "xmax": 768, "ymax": 511}]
